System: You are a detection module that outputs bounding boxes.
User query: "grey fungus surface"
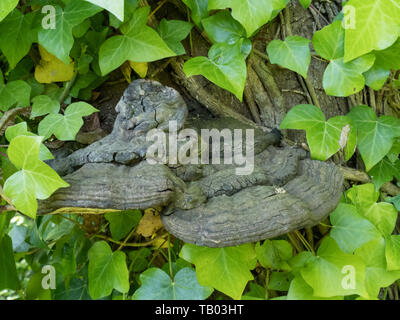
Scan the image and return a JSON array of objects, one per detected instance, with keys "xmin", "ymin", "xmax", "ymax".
[{"xmin": 40, "ymin": 79, "xmax": 344, "ymax": 247}]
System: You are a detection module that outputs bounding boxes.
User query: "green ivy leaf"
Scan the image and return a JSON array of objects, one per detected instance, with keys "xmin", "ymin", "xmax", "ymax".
[
  {"xmin": 208, "ymin": 0, "xmax": 273, "ymax": 36},
  {"xmin": 387, "ymin": 138, "xmax": 400, "ymax": 163},
  {"xmin": 359, "ymin": 202, "xmax": 398, "ymax": 236},
  {"xmin": 355, "ymin": 238, "xmax": 400, "ymax": 299},
  {"xmin": 183, "ymin": 42, "xmax": 246, "ymax": 101},
  {"xmin": 128, "ymin": 248, "xmax": 152, "ymax": 273},
  {"xmin": 180, "ymin": 243, "xmax": 256, "ymax": 300},
  {"xmin": 38, "ymin": 102, "xmax": 98, "ymax": 141},
  {"xmin": 255, "ymin": 240, "xmax": 292, "ymax": 270},
  {"xmin": 268, "ymin": 271, "xmax": 293, "ymax": 291},
  {"xmin": 133, "ymin": 267, "xmax": 213, "ymax": 300},
  {"xmin": 348, "ymin": 105, "xmax": 400, "ymax": 170},
  {"xmin": 364, "ymin": 65, "xmax": 390, "ymax": 91},
  {"xmin": 267, "ymin": 36, "xmax": 311, "ymax": 78},
  {"xmin": 271, "ymin": 0, "xmax": 290, "ymax": 18},
  {"xmin": 385, "ymin": 235, "xmax": 400, "ymax": 271},
  {"xmin": 86, "ymin": 0, "xmax": 124, "ymax": 21},
  {"xmin": 0, "ymin": 9, "xmax": 38, "ymax": 69},
  {"xmin": 157, "ymin": 19, "xmax": 193, "ymax": 55},
  {"xmin": 280, "ymin": 104, "xmax": 355, "ymax": 161},
  {"xmin": 369, "ymin": 157, "xmax": 400, "ymax": 190},
  {"xmin": 88, "ymin": 241, "xmax": 129, "ymax": 300},
  {"xmin": 0, "ymin": 80, "xmax": 31, "ymax": 111},
  {"xmin": 330, "ymin": 203, "xmax": 381, "ymax": 253},
  {"xmin": 373, "ymin": 38, "xmax": 400, "ymax": 70},
  {"xmin": 202, "ymin": 10, "xmax": 246, "ymax": 44},
  {"xmin": 287, "ymin": 276, "xmax": 343, "ymax": 300},
  {"xmin": 386, "ymin": 194, "xmax": 400, "ymax": 211},
  {"xmin": 343, "ymin": 0, "xmax": 400, "ymax": 62},
  {"xmin": 38, "ymin": 0, "xmax": 103, "ymax": 64},
  {"xmin": 104, "ymin": 210, "xmax": 142, "ymax": 241},
  {"xmin": 312, "ymin": 20, "xmax": 344, "ymax": 61},
  {"xmin": 99, "ymin": 6, "xmax": 175, "ymax": 75},
  {"xmin": 3, "ymin": 136, "xmax": 69, "ymax": 218},
  {"xmin": 300, "ymin": 237, "xmax": 367, "ymax": 297},
  {"xmin": 31, "ymin": 95, "xmax": 60, "ymax": 118},
  {"xmin": 5, "ymin": 122, "xmax": 54, "ymax": 161},
  {"xmin": 299, "ymin": 0, "xmax": 312, "ymax": 9},
  {"xmin": 323, "ymin": 54, "xmax": 375, "ymax": 97},
  {"xmin": 346, "ymin": 183, "xmax": 380, "ymax": 207},
  {"xmin": 0, "ymin": 235, "xmax": 19, "ymax": 291},
  {"xmin": 182, "ymin": 0, "xmax": 209, "ymax": 27},
  {"xmin": 242, "ymin": 282, "xmax": 266, "ymax": 300},
  {"xmin": 0, "ymin": 0, "xmax": 18, "ymax": 22}
]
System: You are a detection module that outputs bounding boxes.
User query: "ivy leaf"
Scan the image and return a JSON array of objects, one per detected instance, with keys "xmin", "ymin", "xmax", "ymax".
[
  {"xmin": 0, "ymin": 235, "xmax": 19, "ymax": 290},
  {"xmin": 359, "ymin": 202, "xmax": 398, "ymax": 236},
  {"xmin": 35, "ymin": 46, "xmax": 75, "ymax": 84},
  {"xmin": 133, "ymin": 267, "xmax": 213, "ymax": 300},
  {"xmin": 88, "ymin": 241, "xmax": 129, "ymax": 300},
  {"xmin": 373, "ymin": 38, "xmax": 400, "ymax": 70},
  {"xmin": 386, "ymin": 194, "xmax": 400, "ymax": 211},
  {"xmin": 323, "ymin": 54, "xmax": 375, "ymax": 97},
  {"xmin": 3, "ymin": 136, "xmax": 69, "ymax": 218},
  {"xmin": 280, "ymin": 104, "xmax": 355, "ymax": 161},
  {"xmin": 330, "ymin": 203, "xmax": 381, "ymax": 253},
  {"xmin": 312, "ymin": 20, "xmax": 344, "ymax": 61},
  {"xmin": 99, "ymin": 6, "xmax": 175, "ymax": 75},
  {"xmin": 5, "ymin": 122, "xmax": 54, "ymax": 161},
  {"xmin": 202, "ymin": 10, "xmax": 246, "ymax": 44},
  {"xmin": 355, "ymin": 238, "xmax": 400, "ymax": 299},
  {"xmin": 268, "ymin": 271, "xmax": 293, "ymax": 292},
  {"xmin": 255, "ymin": 240, "xmax": 292, "ymax": 270},
  {"xmin": 104, "ymin": 210, "xmax": 142, "ymax": 241},
  {"xmin": 85, "ymin": 0, "xmax": 124, "ymax": 21},
  {"xmin": 182, "ymin": 0, "xmax": 209, "ymax": 27},
  {"xmin": 0, "ymin": 9, "xmax": 38, "ymax": 69},
  {"xmin": 31, "ymin": 95, "xmax": 61, "ymax": 118},
  {"xmin": 157, "ymin": 19, "xmax": 193, "ymax": 55},
  {"xmin": 386, "ymin": 235, "xmax": 400, "ymax": 271},
  {"xmin": 38, "ymin": 0, "xmax": 103, "ymax": 64},
  {"xmin": 299, "ymin": 0, "xmax": 312, "ymax": 9},
  {"xmin": 287, "ymin": 276, "xmax": 343, "ymax": 300},
  {"xmin": 267, "ymin": 36, "xmax": 311, "ymax": 78},
  {"xmin": 180, "ymin": 243, "xmax": 257, "ymax": 300},
  {"xmin": 183, "ymin": 42, "xmax": 246, "ymax": 101},
  {"xmin": 348, "ymin": 105, "xmax": 400, "ymax": 170},
  {"xmin": 0, "ymin": 0, "xmax": 18, "ymax": 22},
  {"xmin": 301, "ymin": 237, "xmax": 367, "ymax": 297},
  {"xmin": 343, "ymin": 0, "xmax": 400, "ymax": 62},
  {"xmin": 346, "ymin": 183, "xmax": 379, "ymax": 207},
  {"xmin": 208, "ymin": 0, "xmax": 273, "ymax": 37},
  {"xmin": 369, "ymin": 157, "xmax": 400, "ymax": 190},
  {"xmin": 38, "ymin": 102, "xmax": 98, "ymax": 141},
  {"xmin": 364, "ymin": 65, "xmax": 390, "ymax": 91},
  {"xmin": 0, "ymin": 80, "xmax": 31, "ymax": 111},
  {"xmin": 271, "ymin": 0, "xmax": 290, "ymax": 18},
  {"xmin": 128, "ymin": 248, "xmax": 152, "ymax": 273}
]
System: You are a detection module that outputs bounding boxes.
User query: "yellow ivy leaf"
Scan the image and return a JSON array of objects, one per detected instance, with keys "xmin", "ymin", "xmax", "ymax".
[
  {"xmin": 136, "ymin": 207, "xmax": 163, "ymax": 238},
  {"xmin": 35, "ymin": 45, "xmax": 74, "ymax": 84},
  {"xmin": 120, "ymin": 61, "xmax": 132, "ymax": 83},
  {"xmin": 129, "ymin": 61, "xmax": 148, "ymax": 78}
]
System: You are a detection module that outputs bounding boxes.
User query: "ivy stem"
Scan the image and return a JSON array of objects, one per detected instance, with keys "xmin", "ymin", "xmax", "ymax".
[
  {"xmin": 149, "ymin": 0, "xmax": 167, "ymax": 19},
  {"xmin": 58, "ymin": 70, "xmax": 78, "ymax": 105},
  {"xmin": 168, "ymin": 233, "xmax": 173, "ymax": 279},
  {"xmin": 117, "ymin": 225, "xmax": 138, "ymax": 251}
]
